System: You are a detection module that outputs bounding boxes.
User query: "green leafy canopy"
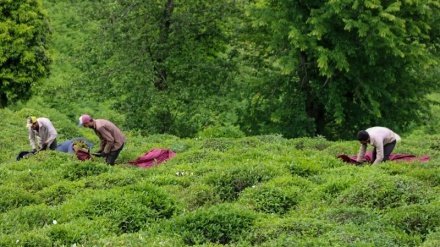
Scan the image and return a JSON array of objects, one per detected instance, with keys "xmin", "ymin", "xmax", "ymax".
[{"xmin": 0, "ymin": 0, "xmax": 52, "ymax": 107}]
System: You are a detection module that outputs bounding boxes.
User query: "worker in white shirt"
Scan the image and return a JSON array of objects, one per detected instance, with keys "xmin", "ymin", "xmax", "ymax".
[
  {"xmin": 356, "ymin": 126, "xmax": 401, "ymax": 165},
  {"xmin": 27, "ymin": 116, "xmax": 58, "ymax": 152}
]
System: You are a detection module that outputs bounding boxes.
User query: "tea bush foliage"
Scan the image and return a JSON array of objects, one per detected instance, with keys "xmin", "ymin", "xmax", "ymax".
[
  {"xmin": 2, "ymin": 107, "xmax": 440, "ymax": 246},
  {"xmin": 172, "ymin": 204, "xmax": 257, "ymax": 245},
  {"xmin": 239, "ymin": 183, "xmax": 302, "ymax": 215},
  {"xmin": 335, "ymin": 174, "xmax": 431, "ymax": 210}
]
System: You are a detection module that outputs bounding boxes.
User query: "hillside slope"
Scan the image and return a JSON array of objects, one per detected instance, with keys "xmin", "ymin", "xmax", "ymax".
[{"xmin": 1, "ymin": 108, "xmax": 440, "ymax": 246}]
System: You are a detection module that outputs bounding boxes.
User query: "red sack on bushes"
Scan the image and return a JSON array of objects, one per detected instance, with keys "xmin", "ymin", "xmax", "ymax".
[
  {"xmin": 76, "ymin": 150, "xmax": 93, "ymax": 161},
  {"xmin": 128, "ymin": 149, "xmax": 175, "ymax": 168}
]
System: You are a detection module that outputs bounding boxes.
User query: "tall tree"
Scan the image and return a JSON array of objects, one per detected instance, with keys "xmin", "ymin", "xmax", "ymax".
[
  {"xmin": 0, "ymin": 0, "xmax": 52, "ymax": 107},
  {"xmin": 241, "ymin": 0, "xmax": 440, "ymax": 139},
  {"xmin": 67, "ymin": 0, "xmax": 243, "ymax": 137}
]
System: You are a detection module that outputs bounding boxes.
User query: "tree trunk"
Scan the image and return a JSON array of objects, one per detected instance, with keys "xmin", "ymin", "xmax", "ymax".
[
  {"xmin": 300, "ymin": 52, "xmax": 325, "ymax": 136},
  {"xmin": 153, "ymin": 0, "xmax": 174, "ymax": 91}
]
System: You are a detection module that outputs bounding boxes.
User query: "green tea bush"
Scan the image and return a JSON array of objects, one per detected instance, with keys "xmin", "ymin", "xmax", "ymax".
[
  {"xmin": 255, "ymin": 175, "xmax": 314, "ymax": 202},
  {"xmin": 0, "ymin": 109, "xmax": 36, "ymax": 163},
  {"xmin": 255, "ymin": 135, "xmax": 288, "ymax": 145},
  {"xmin": 62, "ymin": 161, "xmax": 110, "ymax": 181},
  {"xmin": 379, "ymin": 161, "xmax": 440, "ymax": 187},
  {"xmin": 37, "ymin": 181, "xmax": 85, "ymax": 206},
  {"xmin": 90, "ymin": 223, "xmax": 187, "ymax": 247},
  {"xmin": 323, "ymin": 141, "xmax": 359, "ymax": 157},
  {"xmin": 137, "ymin": 133, "xmax": 181, "ymax": 143},
  {"xmin": 45, "ymin": 217, "xmax": 116, "ymax": 246},
  {"xmin": 245, "ymin": 217, "xmax": 332, "ymax": 246},
  {"xmin": 176, "ymin": 150, "xmax": 224, "ymax": 164},
  {"xmin": 1, "ymin": 231, "xmax": 52, "ymax": 247},
  {"xmin": 289, "ymin": 136, "xmax": 332, "ymax": 151},
  {"xmin": 239, "ymin": 183, "xmax": 301, "ymax": 215},
  {"xmin": 0, "ymin": 235, "xmax": 15, "ymax": 247},
  {"xmin": 5, "ymin": 168, "xmax": 56, "ymax": 192},
  {"xmin": 59, "ymin": 189, "xmax": 159, "ymax": 234},
  {"xmin": 323, "ymin": 207, "xmax": 379, "ymax": 226},
  {"xmin": 91, "ymin": 235, "xmax": 180, "ymax": 247},
  {"xmin": 399, "ymin": 134, "xmax": 440, "ymax": 156},
  {"xmin": 173, "ymin": 204, "xmax": 256, "ymax": 245},
  {"xmin": 83, "ymin": 171, "xmax": 141, "ymax": 189},
  {"xmin": 318, "ymin": 224, "xmax": 421, "ymax": 246},
  {"xmin": 14, "ymin": 107, "xmax": 46, "ymax": 121},
  {"xmin": 384, "ymin": 203, "xmax": 440, "ymax": 239},
  {"xmin": 183, "ymin": 183, "xmax": 221, "ymax": 210},
  {"xmin": 198, "ymin": 125, "xmax": 245, "ymax": 138},
  {"xmin": 407, "ymin": 167, "xmax": 440, "ymax": 187},
  {"xmin": 35, "ymin": 158, "xmax": 72, "ymax": 174},
  {"xmin": 312, "ymin": 176, "xmax": 354, "ymax": 202},
  {"xmin": 40, "ymin": 150, "xmax": 82, "ymax": 163},
  {"xmin": 0, "ymin": 169, "xmax": 10, "ymax": 186},
  {"xmin": 0, "ymin": 187, "xmax": 41, "ymax": 213},
  {"xmin": 335, "ymin": 174, "xmax": 431, "ymax": 209},
  {"xmin": 286, "ymin": 155, "xmax": 323, "ymax": 177},
  {"xmin": 315, "ymin": 153, "xmax": 347, "ymax": 169},
  {"xmin": 0, "ymin": 204, "xmax": 54, "ymax": 234},
  {"xmin": 252, "ymin": 235, "xmax": 329, "ymax": 247},
  {"xmin": 202, "ymin": 138, "xmax": 236, "ymax": 152},
  {"xmin": 422, "ymin": 230, "xmax": 440, "ymax": 247},
  {"xmin": 228, "ymin": 147, "xmax": 278, "ymax": 162},
  {"xmin": 239, "ymin": 137, "xmax": 260, "ymax": 148},
  {"xmin": 57, "ymin": 185, "xmax": 177, "ymax": 230},
  {"xmin": 379, "ymin": 162, "xmax": 414, "ymax": 176},
  {"xmin": 126, "ymin": 182, "xmax": 180, "ymax": 219},
  {"xmin": 169, "ymin": 141, "xmax": 190, "ymax": 153},
  {"xmin": 146, "ymin": 173, "xmax": 192, "ymax": 188},
  {"xmin": 206, "ymin": 163, "xmax": 280, "ymax": 202}
]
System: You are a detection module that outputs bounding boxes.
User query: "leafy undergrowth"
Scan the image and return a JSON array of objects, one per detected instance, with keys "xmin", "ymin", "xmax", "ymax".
[{"xmin": 1, "ymin": 109, "xmax": 440, "ymax": 246}]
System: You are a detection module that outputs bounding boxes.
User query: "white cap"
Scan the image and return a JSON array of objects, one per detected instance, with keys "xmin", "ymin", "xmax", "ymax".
[{"xmin": 78, "ymin": 114, "xmax": 92, "ymax": 127}]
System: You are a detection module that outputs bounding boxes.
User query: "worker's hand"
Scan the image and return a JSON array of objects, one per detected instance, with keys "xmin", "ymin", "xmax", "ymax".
[
  {"xmin": 92, "ymin": 151, "xmax": 108, "ymax": 157},
  {"xmin": 354, "ymin": 161, "xmax": 363, "ymax": 166},
  {"xmin": 32, "ymin": 149, "xmax": 37, "ymax": 153},
  {"xmin": 41, "ymin": 143, "xmax": 48, "ymax": 150}
]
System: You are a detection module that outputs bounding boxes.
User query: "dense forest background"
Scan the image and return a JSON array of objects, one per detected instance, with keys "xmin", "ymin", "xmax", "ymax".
[{"xmin": 1, "ymin": 0, "xmax": 440, "ymax": 140}]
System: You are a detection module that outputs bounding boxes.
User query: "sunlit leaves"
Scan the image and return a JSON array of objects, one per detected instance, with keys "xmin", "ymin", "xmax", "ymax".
[
  {"xmin": 242, "ymin": 0, "xmax": 440, "ymax": 139},
  {"xmin": 0, "ymin": 0, "xmax": 51, "ymax": 107}
]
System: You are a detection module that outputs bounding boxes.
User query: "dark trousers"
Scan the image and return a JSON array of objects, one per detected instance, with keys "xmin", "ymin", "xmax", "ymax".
[
  {"xmin": 40, "ymin": 139, "xmax": 57, "ymax": 151},
  {"xmin": 106, "ymin": 143, "xmax": 124, "ymax": 166},
  {"xmin": 49, "ymin": 139, "xmax": 57, "ymax": 150},
  {"xmin": 372, "ymin": 140, "xmax": 396, "ymax": 162}
]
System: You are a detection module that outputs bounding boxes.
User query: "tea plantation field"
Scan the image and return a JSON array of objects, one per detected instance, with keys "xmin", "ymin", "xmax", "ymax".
[{"xmin": 1, "ymin": 108, "xmax": 440, "ymax": 246}]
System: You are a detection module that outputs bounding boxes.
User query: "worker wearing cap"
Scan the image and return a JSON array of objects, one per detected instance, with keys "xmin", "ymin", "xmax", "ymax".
[
  {"xmin": 78, "ymin": 114, "xmax": 126, "ymax": 166},
  {"xmin": 27, "ymin": 116, "xmax": 58, "ymax": 152}
]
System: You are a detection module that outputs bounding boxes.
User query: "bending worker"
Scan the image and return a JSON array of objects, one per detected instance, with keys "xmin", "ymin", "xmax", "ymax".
[
  {"xmin": 27, "ymin": 116, "xmax": 58, "ymax": 152},
  {"xmin": 356, "ymin": 126, "xmax": 401, "ymax": 165},
  {"xmin": 78, "ymin": 114, "xmax": 126, "ymax": 166}
]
